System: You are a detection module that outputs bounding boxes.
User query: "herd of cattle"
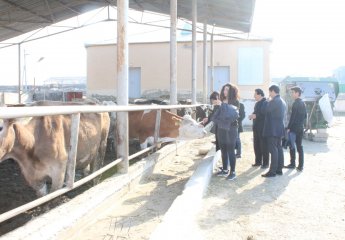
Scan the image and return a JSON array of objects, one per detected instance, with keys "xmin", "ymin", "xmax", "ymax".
[{"xmin": 0, "ymin": 100, "xmax": 209, "ymax": 197}]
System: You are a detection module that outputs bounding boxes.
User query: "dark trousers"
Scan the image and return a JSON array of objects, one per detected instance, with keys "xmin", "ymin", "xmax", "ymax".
[
  {"xmin": 253, "ymin": 129, "xmax": 269, "ymax": 166},
  {"xmin": 289, "ymin": 131, "xmax": 304, "ymax": 168},
  {"xmin": 235, "ymin": 130, "xmax": 241, "ymax": 156},
  {"xmin": 219, "ymin": 141, "xmax": 236, "ymax": 172},
  {"xmin": 215, "ymin": 127, "xmax": 220, "ymax": 151},
  {"xmin": 267, "ymin": 136, "xmax": 284, "ymax": 173},
  {"xmin": 217, "ymin": 128, "xmax": 237, "ymax": 173}
]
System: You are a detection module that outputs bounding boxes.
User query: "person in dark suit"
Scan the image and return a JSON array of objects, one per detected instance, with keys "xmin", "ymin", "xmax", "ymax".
[
  {"xmin": 235, "ymin": 102, "xmax": 245, "ymax": 158},
  {"xmin": 249, "ymin": 89, "xmax": 269, "ymax": 168},
  {"xmin": 262, "ymin": 85, "xmax": 286, "ymax": 177},
  {"xmin": 284, "ymin": 86, "xmax": 307, "ymax": 171}
]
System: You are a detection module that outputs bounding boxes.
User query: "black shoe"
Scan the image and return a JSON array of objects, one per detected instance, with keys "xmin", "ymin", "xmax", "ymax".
[
  {"xmin": 261, "ymin": 172, "xmax": 276, "ymax": 177},
  {"xmin": 296, "ymin": 167, "xmax": 303, "ymax": 172},
  {"xmin": 236, "ymin": 154, "xmax": 241, "ymax": 158},
  {"xmin": 252, "ymin": 163, "xmax": 261, "ymax": 167},
  {"xmin": 276, "ymin": 171, "xmax": 283, "ymax": 175},
  {"xmin": 226, "ymin": 172, "xmax": 237, "ymax": 181},
  {"xmin": 261, "ymin": 165, "xmax": 269, "ymax": 169},
  {"xmin": 284, "ymin": 164, "xmax": 296, "ymax": 169},
  {"xmin": 216, "ymin": 169, "xmax": 229, "ymax": 177}
]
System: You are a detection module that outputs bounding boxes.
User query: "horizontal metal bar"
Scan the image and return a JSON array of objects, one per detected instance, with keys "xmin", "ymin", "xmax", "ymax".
[
  {"xmin": 72, "ymin": 158, "xmax": 123, "ymax": 188},
  {"xmin": 0, "ymin": 104, "xmax": 204, "ymax": 119},
  {"xmin": 129, "ymin": 145, "xmax": 156, "ymax": 160},
  {"xmin": 0, "ymin": 143, "xmax": 157, "ymax": 223},
  {"xmin": 0, "ymin": 188, "xmax": 70, "ymax": 223},
  {"xmin": 0, "ymin": 157, "xmax": 123, "ymax": 223}
]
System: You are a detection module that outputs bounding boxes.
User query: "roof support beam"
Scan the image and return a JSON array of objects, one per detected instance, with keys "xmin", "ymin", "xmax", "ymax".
[
  {"xmin": 44, "ymin": 0, "xmax": 56, "ymax": 22},
  {"xmin": 56, "ymin": 0, "xmax": 83, "ymax": 15},
  {"xmin": 0, "ymin": 19, "xmax": 50, "ymax": 24},
  {"xmin": 0, "ymin": 25, "xmax": 23, "ymax": 33}
]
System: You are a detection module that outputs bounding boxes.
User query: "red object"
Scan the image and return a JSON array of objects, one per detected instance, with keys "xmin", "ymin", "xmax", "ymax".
[{"xmin": 66, "ymin": 92, "xmax": 83, "ymax": 101}]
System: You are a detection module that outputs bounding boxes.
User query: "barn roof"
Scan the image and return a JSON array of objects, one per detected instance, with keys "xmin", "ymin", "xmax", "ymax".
[{"xmin": 0, "ymin": 0, "xmax": 255, "ymax": 42}]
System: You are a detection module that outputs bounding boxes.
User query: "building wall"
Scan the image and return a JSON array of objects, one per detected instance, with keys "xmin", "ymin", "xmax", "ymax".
[{"xmin": 86, "ymin": 39, "xmax": 271, "ymax": 100}]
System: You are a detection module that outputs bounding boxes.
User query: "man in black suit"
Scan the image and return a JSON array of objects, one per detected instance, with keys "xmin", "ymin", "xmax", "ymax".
[
  {"xmin": 249, "ymin": 89, "xmax": 269, "ymax": 168},
  {"xmin": 262, "ymin": 85, "xmax": 286, "ymax": 177},
  {"xmin": 284, "ymin": 86, "xmax": 307, "ymax": 171}
]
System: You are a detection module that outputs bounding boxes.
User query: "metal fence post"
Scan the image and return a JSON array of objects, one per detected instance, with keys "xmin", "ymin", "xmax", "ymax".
[
  {"xmin": 65, "ymin": 113, "xmax": 80, "ymax": 188},
  {"xmin": 154, "ymin": 109, "xmax": 162, "ymax": 145}
]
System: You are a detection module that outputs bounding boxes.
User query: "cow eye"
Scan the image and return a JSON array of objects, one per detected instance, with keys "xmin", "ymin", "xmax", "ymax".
[{"xmin": 0, "ymin": 127, "xmax": 2, "ymax": 132}]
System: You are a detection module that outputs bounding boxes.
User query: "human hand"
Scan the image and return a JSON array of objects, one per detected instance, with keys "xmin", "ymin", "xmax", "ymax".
[{"xmin": 215, "ymin": 99, "xmax": 222, "ymax": 105}]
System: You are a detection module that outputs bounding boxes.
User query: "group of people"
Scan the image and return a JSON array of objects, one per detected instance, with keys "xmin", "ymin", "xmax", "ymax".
[{"xmin": 203, "ymin": 83, "xmax": 307, "ymax": 180}]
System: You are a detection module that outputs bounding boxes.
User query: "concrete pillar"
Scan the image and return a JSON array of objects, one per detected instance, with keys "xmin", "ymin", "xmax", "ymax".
[
  {"xmin": 191, "ymin": 0, "xmax": 197, "ymax": 104},
  {"xmin": 170, "ymin": 0, "xmax": 177, "ymax": 105},
  {"xmin": 203, "ymin": 22, "xmax": 208, "ymax": 103},
  {"xmin": 116, "ymin": 0, "xmax": 129, "ymax": 173}
]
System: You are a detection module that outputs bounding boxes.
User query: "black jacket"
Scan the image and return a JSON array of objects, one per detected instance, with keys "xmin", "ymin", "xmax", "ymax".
[
  {"xmin": 211, "ymin": 103, "xmax": 239, "ymax": 130},
  {"xmin": 288, "ymin": 98, "xmax": 307, "ymax": 133},
  {"xmin": 263, "ymin": 95, "xmax": 286, "ymax": 138},
  {"xmin": 238, "ymin": 103, "xmax": 246, "ymax": 132},
  {"xmin": 252, "ymin": 98, "xmax": 267, "ymax": 133}
]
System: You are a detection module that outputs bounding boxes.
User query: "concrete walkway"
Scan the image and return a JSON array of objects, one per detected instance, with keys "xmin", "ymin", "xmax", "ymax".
[{"xmin": 150, "ymin": 147, "xmax": 219, "ymax": 240}]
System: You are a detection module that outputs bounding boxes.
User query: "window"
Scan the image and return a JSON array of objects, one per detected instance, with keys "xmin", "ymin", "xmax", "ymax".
[{"xmin": 238, "ymin": 47, "xmax": 264, "ymax": 85}]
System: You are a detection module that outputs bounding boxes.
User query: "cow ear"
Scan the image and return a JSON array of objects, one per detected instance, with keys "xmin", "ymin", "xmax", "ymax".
[
  {"xmin": 4, "ymin": 119, "xmax": 16, "ymax": 125},
  {"xmin": 172, "ymin": 117, "xmax": 181, "ymax": 126}
]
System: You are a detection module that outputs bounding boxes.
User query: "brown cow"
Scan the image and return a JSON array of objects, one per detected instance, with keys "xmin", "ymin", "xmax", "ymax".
[
  {"xmin": 102, "ymin": 101, "xmax": 207, "ymax": 150},
  {"xmin": 0, "ymin": 101, "xmax": 110, "ymax": 196},
  {"xmin": 128, "ymin": 110, "xmax": 206, "ymax": 149}
]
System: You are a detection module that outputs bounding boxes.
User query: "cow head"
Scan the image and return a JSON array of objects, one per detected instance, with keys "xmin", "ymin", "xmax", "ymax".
[
  {"xmin": 178, "ymin": 115, "xmax": 206, "ymax": 140},
  {"xmin": 0, "ymin": 119, "xmax": 16, "ymax": 161}
]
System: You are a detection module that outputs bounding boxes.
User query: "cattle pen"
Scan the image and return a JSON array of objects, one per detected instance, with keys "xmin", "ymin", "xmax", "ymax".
[{"xmin": 0, "ymin": 103, "xmax": 205, "ymax": 234}]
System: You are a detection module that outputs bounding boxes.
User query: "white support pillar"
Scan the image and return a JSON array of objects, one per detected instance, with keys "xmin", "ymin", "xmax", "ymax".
[
  {"xmin": 65, "ymin": 113, "xmax": 80, "ymax": 188},
  {"xmin": 18, "ymin": 44, "xmax": 21, "ymax": 104},
  {"xmin": 170, "ymin": 0, "xmax": 177, "ymax": 105},
  {"xmin": 116, "ymin": 0, "xmax": 129, "ymax": 174},
  {"xmin": 210, "ymin": 28, "xmax": 214, "ymax": 92},
  {"xmin": 192, "ymin": 0, "xmax": 197, "ymax": 104},
  {"xmin": 203, "ymin": 22, "xmax": 208, "ymax": 103}
]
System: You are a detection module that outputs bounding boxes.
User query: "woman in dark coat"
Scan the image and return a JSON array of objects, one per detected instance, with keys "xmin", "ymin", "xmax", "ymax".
[{"xmin": 212, "ymin": 84, "xmax": 239, "ymax": 181}]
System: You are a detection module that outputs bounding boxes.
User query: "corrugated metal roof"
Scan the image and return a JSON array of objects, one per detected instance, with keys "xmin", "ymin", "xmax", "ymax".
[{"xmin": 0, "ymin": 0, "xmax": 255, "ymax": 42}]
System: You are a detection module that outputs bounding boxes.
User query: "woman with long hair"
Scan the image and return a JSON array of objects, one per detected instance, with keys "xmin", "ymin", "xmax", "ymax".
[{"xmin": 212, "ymin": 83, "xmax": 239, "ymax": 180}]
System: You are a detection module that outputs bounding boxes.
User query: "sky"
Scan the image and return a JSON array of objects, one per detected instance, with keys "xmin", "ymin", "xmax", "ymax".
[
  {"xmin": 250, "ymin": 0, "xmax": 345, "ymax": 78},
  {"xmin": 1, "ymin": 0, "xmax": 345, "ymax": 86}
]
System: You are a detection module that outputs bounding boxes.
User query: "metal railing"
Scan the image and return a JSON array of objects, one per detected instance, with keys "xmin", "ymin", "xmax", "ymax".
[{"xmin": 0, "ymin": 103, "xmax": 202, "ymax": 223}]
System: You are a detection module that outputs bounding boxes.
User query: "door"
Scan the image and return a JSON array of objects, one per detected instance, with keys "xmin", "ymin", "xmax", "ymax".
[
  {"xmin": 129, "ymin": 67, "xmax": 141, "ymax": 98},
  {"xmin": 208, "ymin": 66, "xmax": 230, "ymax": 93}
]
